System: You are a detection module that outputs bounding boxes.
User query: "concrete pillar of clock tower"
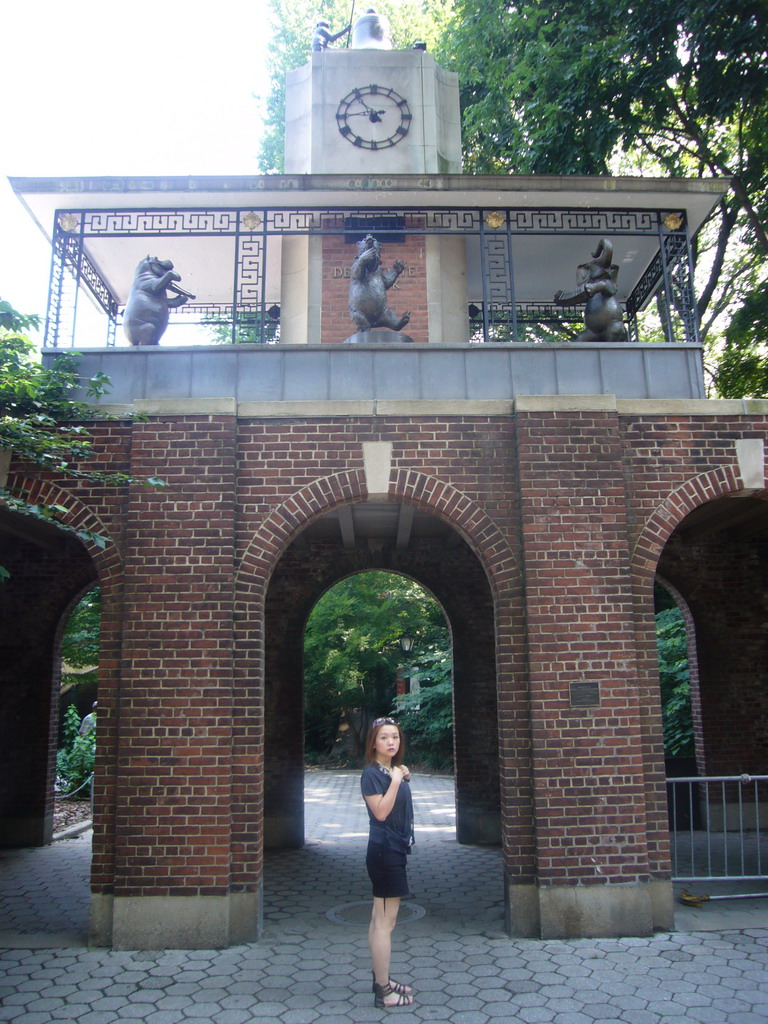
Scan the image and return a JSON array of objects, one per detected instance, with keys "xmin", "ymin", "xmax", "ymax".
[
  {"xmin": 280, "ymin": 235, "xmax": 323, "ymax": 345},
  {"xmin": 285, "ymin": 49, "xmax": 461, "ymax": 175},
  {"xmin": 281, "ymin": 28, "xmax": 464, "ymax": 343},
  {"xmin": 427, "ymin": 235, "xmax": 469, "ymax": 344}
]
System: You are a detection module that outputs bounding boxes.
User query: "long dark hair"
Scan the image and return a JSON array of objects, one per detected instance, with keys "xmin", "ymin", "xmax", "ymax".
[{"xmin": 364, "ymin": 716, "xmax": 406, "ymax": 766}]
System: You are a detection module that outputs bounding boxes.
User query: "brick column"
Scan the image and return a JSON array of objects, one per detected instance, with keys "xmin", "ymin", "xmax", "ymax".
[
  {"xmin": 515, "ymin": 399, "xmax": 660, "ymax": 938},
  {"xmin": 109, "ymin": 411, "xmax": 239, "ymax": 950}
]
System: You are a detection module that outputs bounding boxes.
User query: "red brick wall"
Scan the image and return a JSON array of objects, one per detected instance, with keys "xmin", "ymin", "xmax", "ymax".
[
  {"xmin": 4, "ymin": 407, "xmax": 767, "ymax": 907},
  {"xmin": 112, "ymin": 415, "xmax": 237, "ymax": 897},
  {"xmin": 514, "ymin": 409, "xmax": 651, "ymax": 884}
]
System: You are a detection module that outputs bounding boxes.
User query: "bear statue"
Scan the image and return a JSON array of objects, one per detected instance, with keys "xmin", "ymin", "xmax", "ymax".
[
  {"xmin": 123, "ymin": 256, "xmax": 194, "ymax": 346},
  {"xmin": 554, "ymin": 238, "xmax": 627, "ymax": 343},
  {"xmin": 348, "ymin": 234, "xmax": 411, "ymax": 335}
]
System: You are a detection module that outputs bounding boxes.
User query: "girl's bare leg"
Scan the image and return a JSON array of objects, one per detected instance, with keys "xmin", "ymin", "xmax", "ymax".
[{"xmin": 369, "ymin": 897, "xmax": 412, "ymax": 1005}]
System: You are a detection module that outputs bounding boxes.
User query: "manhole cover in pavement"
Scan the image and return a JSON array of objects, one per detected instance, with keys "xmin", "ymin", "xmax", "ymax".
[{"xmin": 325, "ymin": 900, "xmax": 426, "ymax": 925}]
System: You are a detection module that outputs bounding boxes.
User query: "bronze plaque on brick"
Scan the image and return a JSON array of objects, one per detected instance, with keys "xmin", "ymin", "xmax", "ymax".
[{"xmin": 570, "ymin": 682, "xmax": 601, "ymax": 707}]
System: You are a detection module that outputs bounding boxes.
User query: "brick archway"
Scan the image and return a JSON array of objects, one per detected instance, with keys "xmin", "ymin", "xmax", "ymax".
[
  {"xmin": 631, "ymin": 466, "xmax": 742, "ymax": 582},
  {"xmin": 630, "ymin": 466, "xmax": 768, "ymax": 880},
  {"xmin": 232, "ymin": 469, "xmax": 529, "ymax": 915},
  {"xmin": 0, "ymin": 477, "xmax": 121, "ymax": 850}
]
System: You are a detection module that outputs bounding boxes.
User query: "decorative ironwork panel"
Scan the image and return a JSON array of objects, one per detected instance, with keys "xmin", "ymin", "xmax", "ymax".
[
  {"xmin": 626, "ymin": 252, "xmax": 663, "ymax": 317},
  {"xmin": 482, "ymin": 236, "xmax": 514, "ymax": 304},
  {"xmin": 425, "ymin": 210, "xmax": 480, "ymax": 232},
  {"xmin": 83, "ymin": 209, "xmax": 239, "ymax": 235},
  {"xmin": 46, "ymin": 226, "xmax": 118, "ymax": 346},
  {"xmin": 267, "ymin": 210, "xmax": 319, "ymax": 232},
  {"xmin": 236, "ymin": 237, "xmax": 264, "ymax": 306},
  {"xmin": 662, "ymin": 231, "xmax": 699, "ymax": 344},
  {"xmin": 469, "ymin": 302, "xmax": 599, "ymax": 344},
  {"xmin": 79, "ymin": 251, "xmax": 119, "ymax": 320},
  {"xmin": 516, "ymin": 303, "xmax": 584, "ymax": 323},
  {"xmin": 506, "ymin": 209, "xmax": 659, "ymax": 234},
  {"xmin": 45, "ymin": 232, "xmax": 72, "ymax": 348}
]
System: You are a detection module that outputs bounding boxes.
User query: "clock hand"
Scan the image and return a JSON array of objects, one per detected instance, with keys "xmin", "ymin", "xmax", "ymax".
[{"xmin": 346, "ymin": 108, "xmax": 387, "ymax": 119}]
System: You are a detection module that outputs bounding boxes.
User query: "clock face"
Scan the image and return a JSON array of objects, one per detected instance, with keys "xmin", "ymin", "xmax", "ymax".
[{"xmin": 336, "ymin": 85, "xmax": 412, "ymax": 150}]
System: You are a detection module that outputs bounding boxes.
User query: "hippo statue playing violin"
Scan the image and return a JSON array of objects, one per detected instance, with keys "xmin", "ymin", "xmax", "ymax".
[{"xmin": 123, "ymin": 256, "xmax": 194, "ymax": 346}]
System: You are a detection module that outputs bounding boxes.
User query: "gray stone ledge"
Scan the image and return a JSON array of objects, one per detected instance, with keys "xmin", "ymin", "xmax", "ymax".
[
  {"xmin": 617, "ymin": 398, "xmax": 765, "ymax": 416},
  {"xmin": 134, "ymin": 398, "xmax": 238, "ymax": 417},
  {"xmin": 81, "ymin": 396, "xmax": 768, "ymax": 420},
  {"xmin": 516, "ymin": 395, "xmax": 618, "ymax": 413},
  {"xmin": 44, "ymin": 342, "xmax": 707, "ymax": 406}
]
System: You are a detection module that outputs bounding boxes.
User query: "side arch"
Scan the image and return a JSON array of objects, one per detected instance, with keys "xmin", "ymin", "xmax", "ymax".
[
  {"xmin": 7, "ymin": 472, "xmax": 125, "ymax": 579},
  {"xmin": 628, "ymin": 466, "xmax": 759, "ymax": 886},
  {"xmin": 1, "ymin": 475, "xmax": 123, "ymax": 849},
  {"xmin": 631, "ymin": 466, "xmax": 741, "ymax": 581}
]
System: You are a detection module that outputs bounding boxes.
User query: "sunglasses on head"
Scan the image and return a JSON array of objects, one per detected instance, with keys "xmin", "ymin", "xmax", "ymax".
[{"xmin": 372, "ymin": 717, "xmax": 397, "ymax": 728}]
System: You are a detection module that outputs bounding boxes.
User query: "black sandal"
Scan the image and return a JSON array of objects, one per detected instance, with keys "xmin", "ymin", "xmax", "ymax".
[
  {"xmin": 371, "ymin": 972, "xmax": 412, "ymax": 996},
  {"xmin": 373, "ymin": 981, "xmax": 414, "ymax": 1008}
]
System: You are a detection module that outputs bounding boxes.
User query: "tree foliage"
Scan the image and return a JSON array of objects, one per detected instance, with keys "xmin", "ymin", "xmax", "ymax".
[
  {"xmin": 56, "ymin": 703, "xmax": 95, "ymax": 796},
  {"xmin": 0, "ymin": 299, "xmax": 164, "ymax": 577},
  {"xmin": 303, "ymin": 571, "xmax": 451, "ymax": 761},
  {"xmin": 258, "ymin": 0, "xmax": 455, "ymax": 173},
  {"xmin": 655, "ymin": 606, "xmax": 694, "ymax": 759},
  {"xmin": 61, "ymin": 587, "xmax": 101, "ymax": 694},
  {"xmin": 437, "ymin": 0, "xmax": 768, "ymax": 394}
]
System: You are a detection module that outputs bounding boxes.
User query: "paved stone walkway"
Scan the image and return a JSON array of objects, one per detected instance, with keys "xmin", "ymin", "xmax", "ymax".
[{"xmin": 1, "ymin": 771, "xmax": 768, "ymax": 1023}]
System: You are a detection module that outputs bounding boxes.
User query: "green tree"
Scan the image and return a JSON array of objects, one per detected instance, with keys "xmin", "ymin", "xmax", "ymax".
[
  {"xmin": 394, "ymin": 635, "xmax": 453, "ymax": 769},
  {"xmin": 655, "ymin": 606, "xmax": 694, "ymax": 759},
  {"xmin": 714, "ymin": 281, "xmax": 768, "ymax": 397},
  {"xmin": 437, "ymin": 0, "xmax": 768, "ymax": 393},
  {"xmin": 56, "ymin": 703, "xmax": 96, "ymax": 796},
  {"xmin": 0, "ymin": 299, "xmax": 163, "ymax": 578},
  {"xmin": 258, "ymin": 0, "xmax": 455, "ymax": 173},
  {"xmin": 303, "ymin": 571, "xmax": 450, "ymax": 760},
  {"xmin": 60, "ymin": 587, "xmax": 101, "ymax": 695}
]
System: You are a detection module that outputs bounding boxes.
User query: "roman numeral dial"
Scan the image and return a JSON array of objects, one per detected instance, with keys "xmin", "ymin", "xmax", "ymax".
[{"xmin": 335, "ymin": 85, "xmax": 412, "ymax": 150}]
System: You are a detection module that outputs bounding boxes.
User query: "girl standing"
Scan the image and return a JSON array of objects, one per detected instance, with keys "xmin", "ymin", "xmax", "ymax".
[{"xmin": 360, "ymin": 716, "xmax": 415, "ymax": 1009}]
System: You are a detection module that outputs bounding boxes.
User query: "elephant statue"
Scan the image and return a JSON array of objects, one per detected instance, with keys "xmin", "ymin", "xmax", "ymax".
[
  {"xmin": 554, "ymin": 238, "xmax": 627, "ymax": 343},
  {"xmin": 123, "ymin": 256, "xmax": 194, "ymax": 346}
]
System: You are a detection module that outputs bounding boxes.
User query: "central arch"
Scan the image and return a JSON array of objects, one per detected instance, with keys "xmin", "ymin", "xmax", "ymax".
[
  {"xmin": 233, "ymin": 470, "xmax": 531, "ymax": 933},
  {"xmin": 263, "ymin": 518, "xmax": 500, "ymax": 849}
]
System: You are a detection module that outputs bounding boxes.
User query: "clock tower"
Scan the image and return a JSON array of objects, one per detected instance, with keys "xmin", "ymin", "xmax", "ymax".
[{"xmin": 284, "ymin": 10, "xmax": 462, "ymax": 175}]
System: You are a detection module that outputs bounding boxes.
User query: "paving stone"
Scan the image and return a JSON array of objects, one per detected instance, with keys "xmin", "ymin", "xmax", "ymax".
[{"xmin": 2, "ymin": 773, "xmax": 768, "ymax": 1024}]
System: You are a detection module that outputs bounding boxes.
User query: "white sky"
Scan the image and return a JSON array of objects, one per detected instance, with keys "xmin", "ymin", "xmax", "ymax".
[{"xmin": 1, "ymin": 0, "xmax": 273, "ymax": 324}]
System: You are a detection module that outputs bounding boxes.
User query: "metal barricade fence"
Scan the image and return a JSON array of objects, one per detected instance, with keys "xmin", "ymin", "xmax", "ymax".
[{"xmin": 666, "ymin": 775, "xmax": 768, "ymax": 881}]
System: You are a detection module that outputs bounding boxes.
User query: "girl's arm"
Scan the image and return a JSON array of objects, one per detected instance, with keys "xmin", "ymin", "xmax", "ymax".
[{"xmin": 365, "ymin": 767, "xmax": 404, "ymax": 821}]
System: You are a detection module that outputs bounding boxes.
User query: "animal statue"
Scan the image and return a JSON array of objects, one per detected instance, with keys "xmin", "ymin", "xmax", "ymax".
[
  {"xmin": 349, "ymin": 235, "xmax": 411, "ymax": 334},
  {"xmin": 554, "ymin": 238, "xmax": 627, "ymax": 343},
  {"xmin": 311, "ymin": 19, "xmax": 350, "ymax": 50},
  {"xmin": 123, "ymin": 257, "xmax": 194, "ymax": 346}
]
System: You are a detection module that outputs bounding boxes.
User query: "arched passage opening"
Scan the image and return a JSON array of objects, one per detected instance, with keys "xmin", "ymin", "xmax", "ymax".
[
  {"xmin": 302, "ymin": 571, "xmax": 453, "ymax": 771},
  {"xmin": 645, "ymin": 491, "xmax": 768, "ymax": 886},
  {"xmin": 262, "ymin": 501, "xmax": 503, "ymax": 855},
  {"xmin": 56, "ymin": 585, "xmax": 101, "ymax": 827},
  {"xmin": 656, "ymin": 493, "xmax": 768, "ymax": 777},
  {"xmin": 0, "ymin": 510, "xmax": 98, "ymax": 847}
]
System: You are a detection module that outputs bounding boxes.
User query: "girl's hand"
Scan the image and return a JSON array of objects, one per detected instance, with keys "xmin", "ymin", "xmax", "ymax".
[{"xmin": 400, "ymin": 764, "xmax": 411, "ymax": 782}]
